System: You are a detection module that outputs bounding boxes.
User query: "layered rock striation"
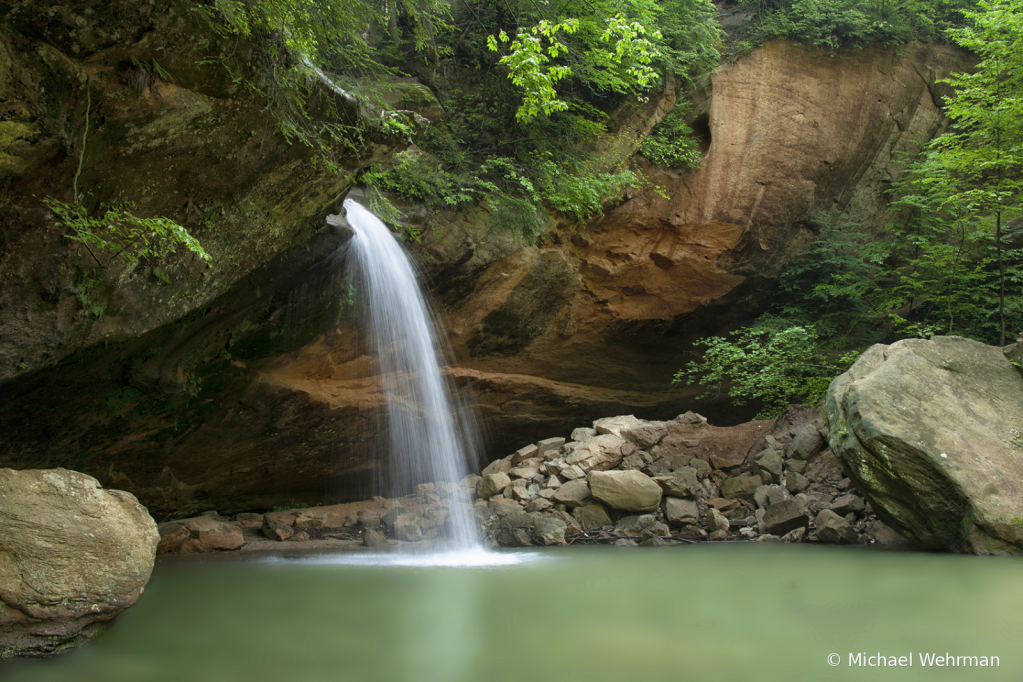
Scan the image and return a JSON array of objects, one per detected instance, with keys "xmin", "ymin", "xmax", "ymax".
[
  {"xmin": 828, "ymin": 336, "xmax": 1023, "ymax": 555},
  {"xmin": 0, "ymin": 468, "xmax": 158, "ymax": 657}
]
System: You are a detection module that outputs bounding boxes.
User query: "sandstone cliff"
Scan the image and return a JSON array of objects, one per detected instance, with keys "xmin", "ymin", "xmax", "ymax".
[{"xmin": 0, "ymin": 30, "xmax": 972, "ymax": 515}]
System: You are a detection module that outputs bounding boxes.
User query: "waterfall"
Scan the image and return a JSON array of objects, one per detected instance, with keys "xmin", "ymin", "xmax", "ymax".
[{"xmin": 343, "ymin": 198, "xmax": 480, "ymax": 550}]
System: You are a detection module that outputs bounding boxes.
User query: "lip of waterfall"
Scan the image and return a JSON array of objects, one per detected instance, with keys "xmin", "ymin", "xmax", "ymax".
[{"xmin": 343, "ymin": 198, "xmax": 482, "ymax": 553}]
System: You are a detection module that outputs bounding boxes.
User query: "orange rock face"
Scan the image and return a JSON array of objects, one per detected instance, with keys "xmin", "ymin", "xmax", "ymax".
[
  {"xmin": 0, "ymin": 41, "xmax": 974, "ymax": 514},
  {"xmin": 235, "ymin": 42, "xmax": 972, "ymax": 503}
]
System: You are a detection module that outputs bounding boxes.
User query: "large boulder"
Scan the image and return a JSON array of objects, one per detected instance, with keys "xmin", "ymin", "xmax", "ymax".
[
  {"xmin": 588, "ymin": 470, "xmax": 662, "ymax": 513},
  {"xmin": 0, "ymin": 468, "xmax": 159, "ymax": 657},
  {"xmin": 827, "ymin": 336, "xmax": 1023, "ymax": 554}
]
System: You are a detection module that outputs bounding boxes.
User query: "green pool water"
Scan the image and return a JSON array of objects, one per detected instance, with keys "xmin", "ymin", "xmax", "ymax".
[{"xmin": 2, "ymin": 544, "xmax": 1020, "ymax": 682}]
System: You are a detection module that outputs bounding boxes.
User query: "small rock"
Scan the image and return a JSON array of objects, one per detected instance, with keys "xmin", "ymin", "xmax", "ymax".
[
  {"xmin": 830, "ymin": 494, "xmax": 866, "ymax": 516},
  {"xmin": 551, "ymin": 510, "xmax": 583, "ymax": 534},
  {"xmin": 357, "ymin": 509, "xmax": 382, "ymax": 528},
  {"xmin": 755, "ymin": 449, "xmax": 784, "ymax": 483},
  {"xmin": 663, "ymin": 497, "xmax": 699, "ymax": 526},
  {"xmin": 871, "ymin": 520, "xmax": 912, "ymax": 545},
  {"xmin": 639, "ymin": 536, "xmax": 667, "ymax": 547},
  {"xmin": 496, "ymin": 527, "xmax": 534, "ymax": 547},
  {"xmin": 472, "ymin": 505, "xmax": 500, "ymax": 536},
  {"xmin": 786, "ymin": 425, "xmax": 824, "ymax": 461},
  {"xmin": 552, "ymin": 479, "xmax": 592, "ymax": 508},
  {"xmin": 814, "ymin": 509, "xmax": 858, "ymax": 544},
  {"xmin": 157, "ymin": 523, "xmax": 190, "ymax": 554},
  {"xmin": 460, "ymin": 473, "xmax": 482, "ymax": 491},
  {"xmin": 524, "ymin": 498, "xmax": 553, "ymax": 513},
  {"xmin": 719, "ymin": 475, "xmax": 763, "ymax": 501},
  {"xmin": 391, "ymin": 514, "xmax": 423, "ymax": 542},
  {"xmin": 588, "ymin": 470, "xmax": 662, "ymax": 512},
  {"xmin": 506, "ymin": 479, "xmax": 532, "ymax": 502},
  {"xmin": 786, "ymin": 459, "xmax": 808, "ymax": 474},
  {"xmin": 571, "ymin": 427, "xmax": 598, "ymax": 442},
  {"xmin": 689, "ymin": 458, "xmax": 712, "ymax": 480},
  {"xmin": 785, "ymin": 472, "xmax": 809, "ymax": 494},
  {"xmin": 294, "ymin": 515, "xmax": 324, "ymax": 529},
  {"xmin": 707, "ymin": 508, "xmax": 730, "ymax": 533},
  {"xmin": 622, "ymin": 422, "xmax": 668, "ymax": 448},
  {"xmin": 708, "ymin": 529, "xmax": 729, "ymax": 540},
  {"xmin": 509, "ymin": 465, "xmax": 539, "ymax": 480},
  {"xmin": 754, "ymin": 484, "xmax": 790, "ymax": 509},
  {"xmin": 545, "ymin": 475, "xmax": 562, "ymax": 489},
  {"xmin": 363, "ymin": 529, "xmax": 389, "ymax": 548},
  {"xmin": 532, "ymin": 517, "xmax": 568, "ymax": 545},
  {"xmin": 652, "ymin": 467, "xmax": 700, "ymax": 498},
  {"xmin": 481, "ymin": 458, "xmax": 513, "ymax": 476},
  {"xmin": 560, "ymin": 464, "xmax": 586, "ymax": 480},
  {"xmin": 511, "ymin": 444, "xmax": 540, "ymax": 464},
  {"xmin": 614, "ymin": 514, "xmax": 667, "ymax": 537},
  {"xmin": 762, "ymin": 499, "xmax": 809, "ymax": 536},
  {"xmin": 536, "ymin": 438, "xmax": 565, "ymax": 458},
  {"xmin": 781, "ymin": 527, "xmax": 806, "ymax": 543},
  {"xmin": 488, "ymin": 498, "xmax": 523, "ymax": 516},
  {"xmin": 288, "ymin": 531, "xmax": 310, "ymax": 542},
  {"xmin": 593, "ymin": 415, "xmax": 645, "ymax": 437},
  {"xmin": 709, "ymin": 455, "xmax": 737, "ymax": 470},
  {"xmin": 707, "ymin": 498, "xmax": 738, "ymax": 511},
  {"xmin": 477, "ymin": 473, "xmax": 512, "ymax": 499},
  {"xmin": 233, "ymin": 513, "xmax": 264, "ymax": 529},
  {"xmin": 573, "ymin": 503, "xmax": 613, "ymax": 529},
  {"xmin": 262, "ymin": 516, "xmax": 294, "ymax": 541},
  {"xmin": 673, "ymin": 411, "xmax": 708, "ymax": 425},
  {"xmin": 538, "ymin": 488, "xmax": 557, "ymax": 500}
]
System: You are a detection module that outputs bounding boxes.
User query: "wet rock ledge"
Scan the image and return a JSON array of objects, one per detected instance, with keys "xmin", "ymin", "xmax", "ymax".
[{"xmin": 158, "ymin": 407, "xmax": 910, "ymax": 554}]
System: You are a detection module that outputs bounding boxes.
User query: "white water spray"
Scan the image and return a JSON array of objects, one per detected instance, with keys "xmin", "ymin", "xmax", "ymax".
[{"xmin": 343, "ymin": 198, "xmax": 480, "ymax": 550}]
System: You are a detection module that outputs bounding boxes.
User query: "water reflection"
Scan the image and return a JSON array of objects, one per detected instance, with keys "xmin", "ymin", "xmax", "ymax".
[{"xmin": 2, "ymin": 545, "xmax": 1021, "ymax": 682}]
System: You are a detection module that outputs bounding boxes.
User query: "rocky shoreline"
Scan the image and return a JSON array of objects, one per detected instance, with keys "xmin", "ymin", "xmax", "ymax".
[{"xmin": 156, "ymin": 406, "xmax": 912, "ymax": 554}]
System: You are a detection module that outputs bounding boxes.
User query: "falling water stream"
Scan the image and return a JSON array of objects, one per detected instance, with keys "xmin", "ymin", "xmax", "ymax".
[{"xmin": 343, "ymin": 198, "xmax": 479, "ymax": 552}]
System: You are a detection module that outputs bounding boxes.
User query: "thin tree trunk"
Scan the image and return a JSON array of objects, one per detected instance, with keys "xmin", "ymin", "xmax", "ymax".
[
  {"xmin": 997, "ymin": 210, "xmax": 1006, "ymax": 345},
  {"xmin": 388, "ymin": 0, "xmax": 401, "ymax": 47},
  {"xmin": 420, "ymin": 1, "xmax": 438, "ymax": 65},
  {"xmin": 948, "ymin": 222, "xmax": 966, "ymax": 335}
]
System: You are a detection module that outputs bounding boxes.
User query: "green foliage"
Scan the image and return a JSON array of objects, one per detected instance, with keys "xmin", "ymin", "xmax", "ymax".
[
  {"xmin": 46, "ymin": 197, "xmax": 211, "ymax": 270},
  {"xmin": 487, "ymin": 14, "xmax": 663, "ymax": 121},
  {"xmin": 734, "ymin": 0, "xmax": 978, "ymax": 51},
  {"xmin": 195, "ymin": 0, "xmax": 720, "ymax": 240},
  {"xmin": 73, "ymin": 273, "xmax": 107, "ymax": 326},
  {"xmin": 674, "ymin": 325, "xmax": 859, "ymax": 418},
  {"xmin": 639, "ymin": 105, "xmax": 702, "ymax": 169},
  {"xmin": 890, "ymin": 0, "xmax": 1023, "ymax": 343},
  {"xmin": 272, "ymin": 501, "xmax": 311, "ymax": 512},
  {"xmin": 767, "ymin": 212, "xmax": 881, "ymax": 345}
]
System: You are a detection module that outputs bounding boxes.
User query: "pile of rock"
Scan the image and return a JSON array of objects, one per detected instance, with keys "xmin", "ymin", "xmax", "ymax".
[
  {"xmin": 156, "ymin": 481, "xmax": 488, "ymax": 554},
  {"xmin": 472, "ymin": 408, "xmax": 907, "ymax": 548},
  {"xmin": 157, "ymin": 407, "xmax": 909, "ymax": 554}
]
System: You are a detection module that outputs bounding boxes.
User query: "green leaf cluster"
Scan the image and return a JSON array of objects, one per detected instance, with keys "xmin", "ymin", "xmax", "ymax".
[
  {"xmin": 45, "ymin": 197, "xmax": 211, "ymax": 270},
  {"xmin": 733, "ymin": 0, "xmax": 979, "ymax": 52},
  {"xmin": 674, "ymin": 325, "xmax": 859, "ymax": 419},
  {"xmin": 639, "ymin": 105, "xmax": 702, "ymax": 169}
]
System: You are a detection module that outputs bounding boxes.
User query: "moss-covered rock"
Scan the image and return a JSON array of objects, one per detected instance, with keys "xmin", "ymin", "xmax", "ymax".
[{"xmin": 827, "ymin": 336, "xmax": 1023, "ymax": 555}]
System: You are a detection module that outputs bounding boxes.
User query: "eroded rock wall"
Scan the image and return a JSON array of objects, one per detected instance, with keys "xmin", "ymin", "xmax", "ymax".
[
  {"xmin": 0, "ymin": 36, "xmax": 974, "ymax": 515},
  {"xmin": 0, "ymin": 0, "xmax": 412, "ymax": 382}
]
